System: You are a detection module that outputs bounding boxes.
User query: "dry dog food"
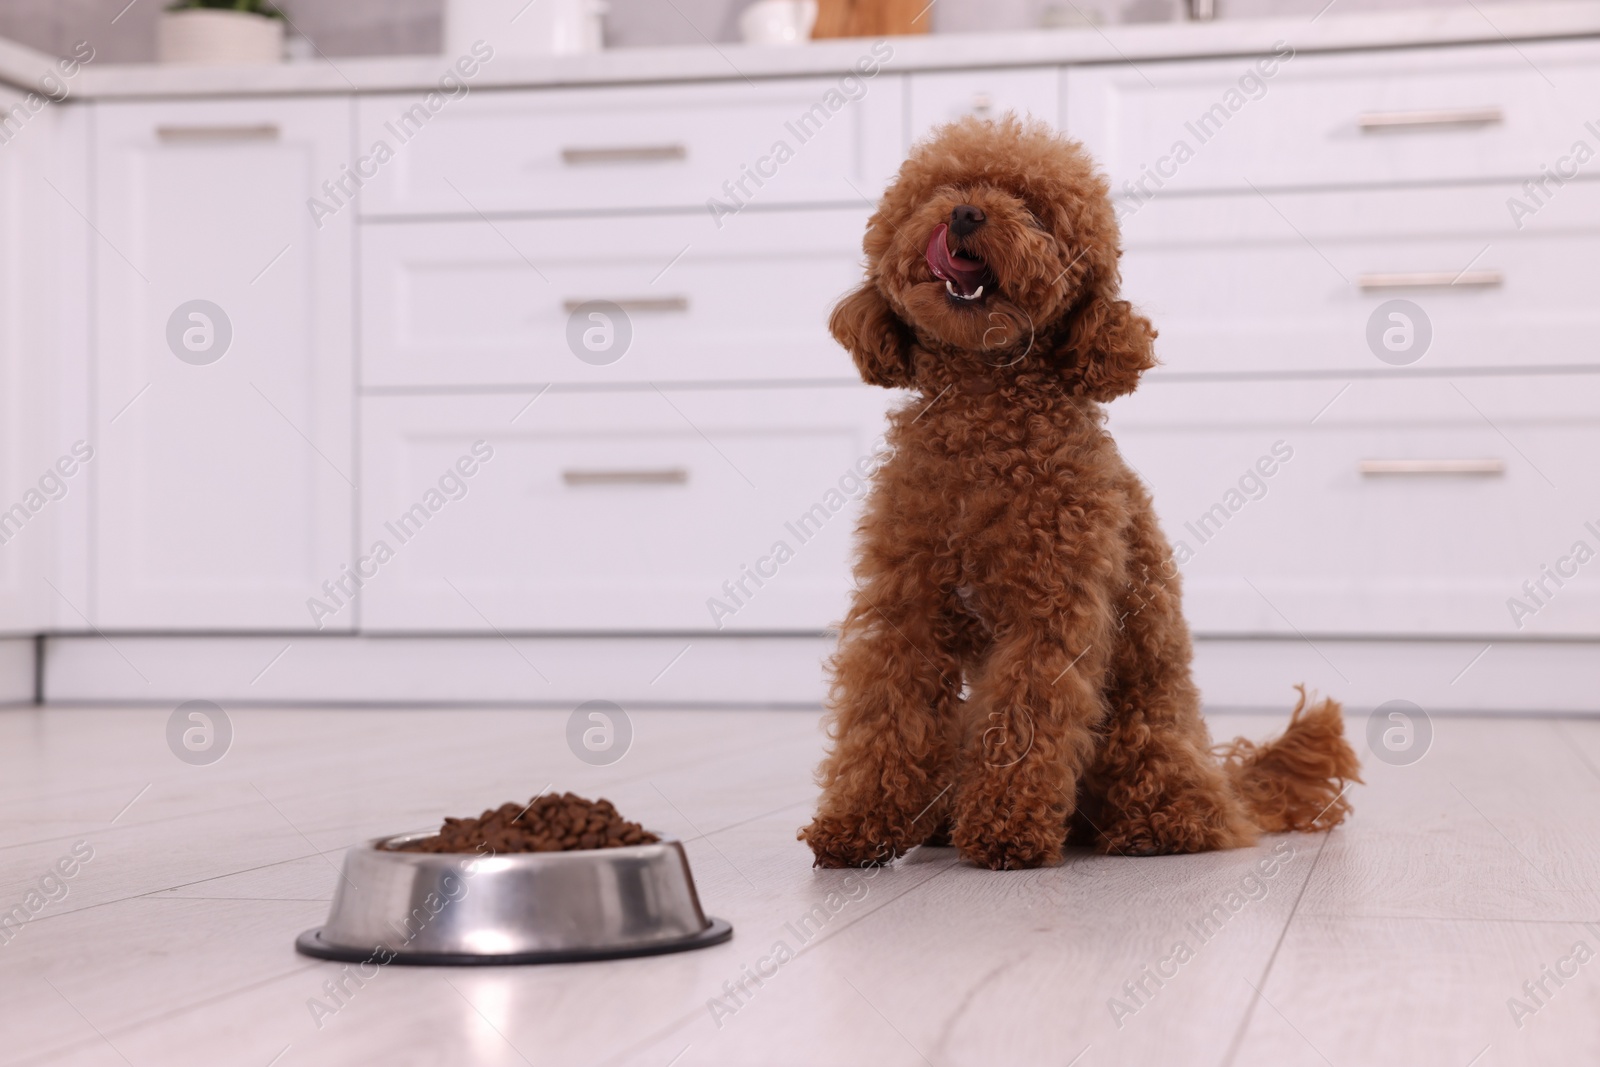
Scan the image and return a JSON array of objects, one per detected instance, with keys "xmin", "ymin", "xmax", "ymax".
[{"xmin": 385, "ymin": 792, "xmax": 659, "ymax": 853}]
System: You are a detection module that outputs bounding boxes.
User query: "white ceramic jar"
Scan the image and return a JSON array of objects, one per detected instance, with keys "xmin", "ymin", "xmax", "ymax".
[
  {"xmin": 157, "ymin": 9, "xmax": 285, "ymax": 65},
  {"xmin": 445, "ymin": 0, "xmax": 607, "ymax": 58}
]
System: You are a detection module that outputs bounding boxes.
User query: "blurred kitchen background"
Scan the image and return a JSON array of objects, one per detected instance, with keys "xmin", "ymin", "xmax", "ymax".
[
  {"xmin": 0, "ymin": 0, "xmax": 1595, "ymax": 717},
  {"xmin": 0, "ymin": 0, "xmax": 1565, "ymax": 59}
]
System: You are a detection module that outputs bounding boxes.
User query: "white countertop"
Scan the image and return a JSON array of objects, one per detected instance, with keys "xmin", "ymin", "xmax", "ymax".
[{"xmin": 1, "ymin": 1, "xmax": 1598, "ymax": 100}]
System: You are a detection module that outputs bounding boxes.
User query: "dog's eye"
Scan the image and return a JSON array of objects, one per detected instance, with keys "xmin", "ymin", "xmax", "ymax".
[{"xmin": 1024, "ymin": 209, "xmax": 1049, "ymax": 231}]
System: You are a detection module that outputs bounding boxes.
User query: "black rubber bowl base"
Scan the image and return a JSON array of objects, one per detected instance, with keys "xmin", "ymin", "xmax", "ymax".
[{"xmin": 294, "ymin": 918, "xmax": 732, "ymax": 966}]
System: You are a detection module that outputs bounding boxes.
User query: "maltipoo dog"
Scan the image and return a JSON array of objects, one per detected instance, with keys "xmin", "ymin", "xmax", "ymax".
[{"xmin": 800, "ymin": 117, "xmax": 1360, "ymax": 871}]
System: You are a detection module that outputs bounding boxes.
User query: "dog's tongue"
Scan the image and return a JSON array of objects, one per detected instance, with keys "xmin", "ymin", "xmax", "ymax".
[{"xmin": 925, "ymin": 224, "xmax": 986, "ymax": 297}]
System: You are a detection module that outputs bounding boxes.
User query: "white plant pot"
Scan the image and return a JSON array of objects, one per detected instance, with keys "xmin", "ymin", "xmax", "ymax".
[
  {"xmin": 445, "ymin": 0, "xmax": 606, "ymax": 58},
  {"xmin": 158, "ymin": 10, "xmax": 285, "ymax": 66},
  {"xmin": 738, "ymin": 0, "xmax": 818, "ymax": 46}
]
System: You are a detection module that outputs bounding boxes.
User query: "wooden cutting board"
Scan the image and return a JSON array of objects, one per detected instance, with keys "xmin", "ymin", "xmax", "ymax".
[{"xmin": 813, "ymin": 0, "xmax": 934, "ymax": 38}]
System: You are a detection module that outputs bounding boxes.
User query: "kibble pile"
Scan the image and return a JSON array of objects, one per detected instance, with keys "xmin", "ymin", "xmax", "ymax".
[{"xmin": 384, "ymin": 792, "xmax": 659, "ymax": 854}]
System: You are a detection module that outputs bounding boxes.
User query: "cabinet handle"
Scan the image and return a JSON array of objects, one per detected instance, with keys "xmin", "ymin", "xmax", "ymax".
[
  {"xmin": 1357, "ymin": 270, "xmax": 1502, "ymax": 290},
  {"xmin": 156, "ymin": 123, "xmax": 281, "ymax": 142},
  {"xmin": 562, "ymin": 297, "xmax": 689, "ymax": 314},
  {"xmin": 562, "ymin": 468, "xmax": 689, "ymax": 487},
  {"xmin": 1357, "ymin": 107, "xmax": 1503, "ymax": 131},
  {"xmin": 1359, "ymin": 459, "xmax": 1505, "ymax": 476},
  {"xmin": 561, "ymin": 144, "xmax": 687, "ymax": 165}
]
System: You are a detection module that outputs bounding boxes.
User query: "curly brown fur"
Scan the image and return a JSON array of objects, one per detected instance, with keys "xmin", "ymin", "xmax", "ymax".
[
  {"xmin": 1216, "ymin": 686, "xmax": 1363, "ymax": 834},
  {"xmin": 798, "ymin": 117, "xmax": 1361, "ymax": 870}
]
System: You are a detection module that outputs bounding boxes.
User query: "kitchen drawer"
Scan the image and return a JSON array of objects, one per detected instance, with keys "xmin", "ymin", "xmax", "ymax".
[
  {"xmin": 1067, "ymin": 40, "xmax": 1600, "ymax": 194},
  {"xmin": 355, "ymin": 76, "xmax": 905, "ymax": 216},
  {"xmin": 1120, "ymin": 182, "xmax": 1600, "ymax": 377},
  {"xmin": 908, "ymin": 67, "xmax": 1061, "ymax": 146},
  {"xmin": 361, "ymin": 208, "xmax": 868, "ymax": 387},
  {"xmin": 1107, "ymin": 375, "xmax": 1600, "ymax": 637},
  {"xmin": 0, "ymin": 88, "xmax": 76, "ymax": 634},
  {"xmin": 357, "ymin": 387, "xmax": 896, "ymax": 632},
  {"xmin": 91, "ymin": 97, "xmax": 354, "ymax": 630}
]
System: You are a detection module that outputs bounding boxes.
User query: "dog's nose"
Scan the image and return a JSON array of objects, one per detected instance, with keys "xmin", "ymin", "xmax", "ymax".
[{"xmin": 949, "ymin": 204, "xmax": 986, "ymax": 237}]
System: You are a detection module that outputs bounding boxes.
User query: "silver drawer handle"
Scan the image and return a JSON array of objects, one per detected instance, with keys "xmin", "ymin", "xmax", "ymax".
[
  {"xmin": 561, "ymin": 145, "xmax": 687, "ymax": 165},
  {"xmin": 1359, "ymin": 459, "xmax": 1505, "ymax": 476},
  {"xmin": 1358, "ymin": 271, "xmax": 1503, "ymax": 290},
  {"xmin": 1358, "ymin": 107, "xmax": 1503, "ymax": 131},
  {"xmin": 156, "ymin": 123, "xmax": 280, "ymax": 142},
  {"xmin": 563, "ymin": 468, "xmax": 689, "ymax": 487},
  {"xmin": 563, "ymin": 297, "xmax": 689, "ymax": 314}
]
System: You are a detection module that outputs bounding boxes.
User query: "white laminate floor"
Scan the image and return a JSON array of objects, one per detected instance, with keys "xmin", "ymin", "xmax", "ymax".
[{"xmin": 2, "ymin": 705, "xmax": 1599, "ymax": 1067}]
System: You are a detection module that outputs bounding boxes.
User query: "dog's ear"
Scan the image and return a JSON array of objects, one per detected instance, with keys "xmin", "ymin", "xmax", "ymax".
[
  {"xmin": 1052, "ymin": 275, "xmax": 1157, "ymax": 402},
  {"xmin": 1047, "ymin": 180, "xmax": 1158, "ymax": 401},
  {"xmin": 830, "ymin": 281, "xmax": 914, "ymax": 389}
]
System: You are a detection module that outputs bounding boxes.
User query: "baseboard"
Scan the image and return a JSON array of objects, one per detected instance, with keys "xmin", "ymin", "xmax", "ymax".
[
  {"xmin": 35, "ymin": 633, "xmax": 1599, "ymax": 714},
  {"xmin": 0, "ymin": 637, "xmax": 36, "ymax": 705},
  {"xmin": 1189, "ymin": 637, "xmax": 1599, "ymax": 715},
  {"xmin": 41, "ymin": 633, "xmax": 834, "ymax": 708}
]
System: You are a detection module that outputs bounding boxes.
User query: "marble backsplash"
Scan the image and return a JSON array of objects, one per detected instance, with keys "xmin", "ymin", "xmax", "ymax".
[{"xmin": 0, "ymin": 0, "xmax": 1562, "ymax": 62}]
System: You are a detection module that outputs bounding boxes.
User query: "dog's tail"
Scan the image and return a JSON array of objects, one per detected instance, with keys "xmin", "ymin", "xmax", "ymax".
[{"xmin": 1215, "ymin": 686, "xmax": 1362, "ymax": 834}]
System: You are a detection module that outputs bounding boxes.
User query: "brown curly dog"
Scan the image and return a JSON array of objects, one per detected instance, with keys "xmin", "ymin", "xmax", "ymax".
[{"xmin": 799, "ymin": 116, "xmax": 1361, "ymax": 871}]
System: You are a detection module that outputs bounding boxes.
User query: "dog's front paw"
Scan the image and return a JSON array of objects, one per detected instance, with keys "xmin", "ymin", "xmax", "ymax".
[
  {"xmin": 798, "ymin": 814, "xmax": 901, "ymax": 869},
  {"xmin": 951, "ymin": 806, "xmax": 1065, "ymax": 871}
]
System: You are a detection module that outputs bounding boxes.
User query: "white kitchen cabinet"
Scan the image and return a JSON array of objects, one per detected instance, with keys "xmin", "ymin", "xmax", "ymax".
[
  {"xmin": 907, "ymin": 66, "xmax": 1062, "ymax": 146},
  {"xmin": 354, "ymin": 75, "xmax": 906, "ymax": 217},
  {"xmin": 2, "ymin": 23, "xmax": 1593, "ymax": 710},
  {"xmin": 357, "ymin": 387, "xmax": 897, "ymax": 632},
  {"xmin": 360, "ymin": 207, "xmax": 869, "ymax": 388},
  {"xmin": 1109, "ymin": 375, "xmax": 1600, "ymax": 637},
  {"xmin": 1066, "ymin": 40, "xmax": 1600, "ymax": 196},
  {"xmin": 0, "ymin": 90, "xmax": 90, "ymax": 635},
  {"xmin": 1119, "ymin": 181, "xmax": 1600, "ymax": 377},
  {"xmin": 0, "ymin": 85, "xmax": 51, "ymax": 634},
  {"xmin": 90, "ymin": 98, "xmax": 354, "ymax": 630}
]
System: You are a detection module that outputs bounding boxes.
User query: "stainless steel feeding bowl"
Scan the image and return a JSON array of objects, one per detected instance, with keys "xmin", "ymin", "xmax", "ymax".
[{"xmin": 295, "ymin": 832, "xmax": 732, "ymax": 965}]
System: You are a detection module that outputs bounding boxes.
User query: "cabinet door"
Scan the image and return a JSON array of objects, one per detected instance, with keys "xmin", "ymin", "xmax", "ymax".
[
  {"xmin": 92, "ymin": 99, "xmax": 353, "ymax": 629},
  {"xmin": 908, "ymin": 67, "xmax": 1062, "ymax": 147},
  {"xmin": 355, "ymin": 75, "xmax": 907, "ymax": 217},
  {"xmin": 1108, "ymin": 375, "xmax": 1600, "ymax": 637},
  {"xmin": 0, "ymin": 86, "xmax": 49, "ymax": 634},
  {"xmin": 1064, "ymin": 40, "xmax": 1600, "ymax": 196},
  {"xmin": 0, "ymin": 91, "xmax": 89, "ymax": 635},
  {"xmin": 359, "ymin": 387, "xmax": 896, "ymax": 632},
  {"xmin": 1118, "ymin": 182, "xmax": 1600, "ymax": 377},
  {"xmin": 360, "ymin": 207, "xmax": 869, "ymax": 388}
]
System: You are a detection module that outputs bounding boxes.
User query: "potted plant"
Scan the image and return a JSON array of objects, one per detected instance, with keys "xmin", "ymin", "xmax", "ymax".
[{"xmin": 159, "ymin": 0, "xmax": 287, "ymax": 65}]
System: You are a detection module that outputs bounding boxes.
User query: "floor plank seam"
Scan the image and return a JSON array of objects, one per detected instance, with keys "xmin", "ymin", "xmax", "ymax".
[
  {"xmin": 1554, "ymin": 721, "xmax": 1600, "ymax": 785},
  {"xmin": 1295, "ymin": 912, "xmax": 1600, "ymax": 926},
  {"xmin": 0, "ymin": 714, "xmax": 819, "ymax": 858},
  {"xmin": 11, "ymin": 961, "xmax": 324, "ymax": 1067},
  {"xmin": 0, "ymin": 794, "xmax": 271, "ymax": 855},
  {"xmin": 594, "ymin": 857, "xmax": 962, "ymax": 1067},
  {"xmin": 1218, "ymin": 832, "xmax": 1332, "ymax": 1067},
  {"xmin": 8, "ymin": 847, "xmax": 352, "ymax": 931},
  {"xmin": 678, "ymin": 798, "xmax": 814, "ymax": 845}
]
